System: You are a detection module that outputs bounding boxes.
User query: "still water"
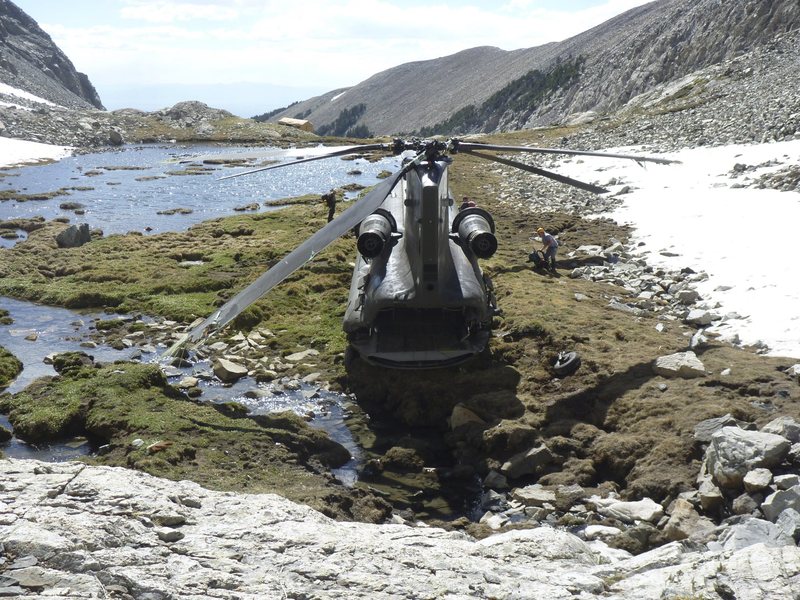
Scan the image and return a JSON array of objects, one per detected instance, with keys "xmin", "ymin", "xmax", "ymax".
[
  {"xmin": 0, "ymin": 143, "xmax": 391, "ymax": 470},
  {"xmin": 0, "ymin": 143, "xmax": 399, "ymax": 235}
]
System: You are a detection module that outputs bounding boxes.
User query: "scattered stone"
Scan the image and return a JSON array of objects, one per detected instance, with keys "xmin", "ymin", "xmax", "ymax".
[
  {"xmin": 285, "ymin": 349, "xmax": 320, "ymax": 362},
  {"xmin": 213, "ymin": 358, "xmax": 248, "ymax": 383},
  {"xmin": 762, "ymin": 485, "xmax": 800, "ymax": 522},
  {"xmin": 512, "ymin": 484, "xmax": 556, "ymax": 507},
  {"xmin": 592, "ymin": 496, "xmax": 664, "ymax": 524},
  {"xmin": 693, "ymin": 414, "xmax": 739, "ymax": 443},
  {"xmin": 743, "ymin": 468, "xmax": 773, "ymax": 492},
  {"xmin": 653, "ymin": 351, "xmax": 706, "ymax": 378},
  {"xmin": 501, "ymin": 445, "xmax": 554, "ymax": 479}
]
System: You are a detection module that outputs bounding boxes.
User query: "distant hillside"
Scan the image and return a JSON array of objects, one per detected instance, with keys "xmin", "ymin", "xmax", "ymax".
[
  {"xmin": 0, "ymin": 0, "xmax": 103, "ymax": 109},
  {"xmin": 270, "ymin": 0, "xmax": 800, "ymax": 136}
]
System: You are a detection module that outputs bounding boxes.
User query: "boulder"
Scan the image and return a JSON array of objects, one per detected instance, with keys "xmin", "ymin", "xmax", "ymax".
[
  {"xmin": 108, "ymin": 129, "xmax": 124, "ymax": 145},
  {"xmin": 663, "ymin": 498, "xmax": 715, "ymax": 541},
  {"xmin": 705, "ymin": 427, "xmax": 791, "ymax": 488},
  {"xmin": 731, "ymin": 492, "xmax": 762, "ymax": 515},
  {"xmin": 762, "ymin": 416, "xmax": 800, "ymax": 443},
  {"xmin": 743, "ymin": 468, "xmax": 773, "ymax": 492},
  {"xmin": 512, "ymin": 484, "xmax": 556, "ymax": 507},
  {"xmin": 213, "ymin": 358, "xmax": 248, "ymax": 383},
  {"xmin": 4, "ymin": 459, "xmax": 800, "ymax": 598},
  {"xmin": 55, "ymin": 223, "xmax": 91, "ymax": 248},
  {"xmin": 774, "ymin": 474, "xmax": 800, "ymax": 490},
  {"xmin": 762, "ymin": 485, "xmax": 800, "ymax": 522},
  {"xmin": 501, "ymin": 445, "xmax": 554, "ymax": 479},
  {"xmin": 685, "ymin": 309, "xmax": 714, "ymax": 326},
  {"xmin": 698, "ymin": 477, "xmax": 724, "ymax": 511},
  {"xmin": 592, "ymin": 497, "xmax": 664, "ymax": 524},
  {"xmin": 693, "ymin": 413, "xmax": 739, "ymax": 443},
  {"xmin": 653, "ymin": 351, "xmax": 706, "ymax": 379},
  {"xmin": 483, "ymin": 470, "xmax": 509, "ymax": 490},
  {"xmin": 718, "ymin": 517, "xmax": 795, "ymax": 552},
  {"xmin": 449, "ymin": 404, "xmax": 485, "ymax": 430},
  {"xmin": 776, "ymin": 508, "xmax": 800, "ymax": 541}
]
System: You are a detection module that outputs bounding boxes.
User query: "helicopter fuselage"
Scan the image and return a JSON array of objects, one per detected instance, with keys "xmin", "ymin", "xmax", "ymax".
[{"xmin": 343, "ymin": 157, "xmax": 496, "ymax": 368}]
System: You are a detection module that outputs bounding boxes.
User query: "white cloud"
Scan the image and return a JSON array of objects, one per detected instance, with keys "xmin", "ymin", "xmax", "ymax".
[
  {"xmin": 119, "ymin": 0, "xmax": 239, "ymax": 23},
  {"xmin": 42, "ymin": 0, "xmax": 654, "ymax": 89}
]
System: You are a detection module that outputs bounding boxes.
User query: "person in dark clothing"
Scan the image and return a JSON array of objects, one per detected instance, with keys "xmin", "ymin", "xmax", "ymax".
[
  {"xmin": 537, "ymin": 227, "xmax": 558, "ymax": 272},
  {"xmin": 322, "ymin": 190, "xmax": 337, "ymax": 222},
  {"xmin": 459, "ymin": 196, "xmax": 476, "ymax": 210}
]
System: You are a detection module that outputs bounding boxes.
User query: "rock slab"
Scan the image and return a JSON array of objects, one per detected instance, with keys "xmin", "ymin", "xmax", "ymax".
[{"xmin": 2, "ymin": 459, "xmax": 800, "ymax": 599}]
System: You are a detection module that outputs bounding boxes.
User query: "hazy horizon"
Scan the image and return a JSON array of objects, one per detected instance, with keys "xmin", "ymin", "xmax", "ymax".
[{"xmin": 97, "ymin": 81, "xmax": 330, "ymax": 117}]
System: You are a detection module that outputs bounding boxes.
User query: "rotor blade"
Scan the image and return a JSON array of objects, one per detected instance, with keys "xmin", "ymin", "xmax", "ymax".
[
  {"xmin": 163, "ymin": 154, "xmax": 422, "ymax": 357},
  {"xmin": 217, "ymin": 144, "xmax": 388, "ymax": 180},
  {"xmin": 463, "ymin": 149, "xmax": 609, "ymax": 194},
  {"xmin": 456, "ymin": 141, "xmax": 677, "ymax": 165}
]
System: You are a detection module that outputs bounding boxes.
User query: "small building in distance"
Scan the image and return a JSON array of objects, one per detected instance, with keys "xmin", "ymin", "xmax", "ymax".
[{"xmin": 277, "ymin": 117, "xmax": 314, "ymax": 132}]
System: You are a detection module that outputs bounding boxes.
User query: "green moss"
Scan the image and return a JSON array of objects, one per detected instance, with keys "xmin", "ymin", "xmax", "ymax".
[
  {"xmin": 1, "ymin": 359, "xmax": 375, "ymax": 515},
  {"xmin": 0, "ymin": 347, "xmax": 23, "ymax": 389}
]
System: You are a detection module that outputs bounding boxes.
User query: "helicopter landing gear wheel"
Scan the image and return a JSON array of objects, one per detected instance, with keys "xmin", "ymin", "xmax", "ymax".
[{"xmin": 552, "ymin": 351, "xmax": 581, "ymax": 377}]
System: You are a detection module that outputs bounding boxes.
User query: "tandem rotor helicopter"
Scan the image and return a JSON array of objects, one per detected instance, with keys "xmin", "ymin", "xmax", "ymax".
[{"xmin": 166, "ymin": 138, "xmax": 673, "ymax": 368}]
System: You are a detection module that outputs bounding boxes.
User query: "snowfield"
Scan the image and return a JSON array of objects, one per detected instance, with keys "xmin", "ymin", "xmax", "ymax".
[{"xmin": 559, "ymin": 139, "xmax": 800, "ymax": 359}]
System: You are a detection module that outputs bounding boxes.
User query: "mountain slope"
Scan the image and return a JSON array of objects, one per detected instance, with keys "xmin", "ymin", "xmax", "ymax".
[
  {"xmin": 0, "ymin": 0, "xmax": 103, "ymax": 109},
  {"xmin": 272, "ymin": 0, "xmax": 800, "ymax": 136}
]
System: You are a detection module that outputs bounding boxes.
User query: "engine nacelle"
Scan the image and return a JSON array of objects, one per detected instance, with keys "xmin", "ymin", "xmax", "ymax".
[
  {"xmin": 357, "ymin": 209, "xmax": 396, "ymax": 259},
  {"xmin": 452, "ymin": 207, "xmax": 497, "ymax": 259}
]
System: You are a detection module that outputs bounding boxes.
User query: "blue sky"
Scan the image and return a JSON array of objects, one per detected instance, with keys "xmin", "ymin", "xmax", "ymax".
[{"xmin": 13, "ymin": 0, "xmax": 654, "ymax": 114}]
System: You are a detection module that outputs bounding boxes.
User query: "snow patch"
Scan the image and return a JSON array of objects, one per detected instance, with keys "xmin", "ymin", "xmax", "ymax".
[
  {"xmin": 557, "ymin": 139, "xmax": 800, "ymax": 359},
  {"xmin": 0, "ymin": 137, "xmax": 73, "ymax": 167},
  {"xmin": 0, "ymin": 82, "xmax": 58, "ymax": 107}
]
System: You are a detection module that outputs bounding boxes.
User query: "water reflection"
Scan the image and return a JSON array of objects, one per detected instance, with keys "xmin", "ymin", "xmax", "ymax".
[
  {"xmin": 0, "ymin": 296, "xmax": 138, "ymax": 394},
  {"xmin": 0, "ymin": 296, "xmax": 362, "ymax": 481},
  {"xmin": 0, "ymin": 144, "xmax": 399, "ymax": 237}
]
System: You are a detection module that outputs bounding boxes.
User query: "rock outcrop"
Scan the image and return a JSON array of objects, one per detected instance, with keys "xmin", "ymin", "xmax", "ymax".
[
  {"xmin": 0, "ymin": 0, "xmax": 103, "ymax": 109},
  {"xmin": 2, "ymin": 458, "xmax": 800, "ymax": 599}
]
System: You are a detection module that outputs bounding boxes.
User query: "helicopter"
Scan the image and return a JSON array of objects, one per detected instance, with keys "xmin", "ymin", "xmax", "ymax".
[{"xmin": 165, "ymin": 138, "xmax": 674, "ymax": 368}]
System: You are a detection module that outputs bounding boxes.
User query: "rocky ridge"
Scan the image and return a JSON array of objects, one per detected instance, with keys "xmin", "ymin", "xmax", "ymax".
[
  {"xmin": 0, "ymin": 0, "xmax": 102, "ymax": 109},
  {"xmin": 0, "ymin": 98, "xmax": 318, "ymax": 149}
]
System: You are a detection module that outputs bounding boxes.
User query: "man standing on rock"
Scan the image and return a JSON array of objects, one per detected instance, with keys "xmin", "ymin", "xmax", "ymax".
[
  {"xmin": 537, "ymin": 227, "xmax": 558, "ymax": 272},
  {"xmin": 322, "ymin": 190, "xmax": 337, "ymax": 223}
]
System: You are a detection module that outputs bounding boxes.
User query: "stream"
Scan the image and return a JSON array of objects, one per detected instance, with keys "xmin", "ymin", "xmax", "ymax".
[{"xmin": 0, "ymin": 143, "xmax": 390, "ymax": 473}]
